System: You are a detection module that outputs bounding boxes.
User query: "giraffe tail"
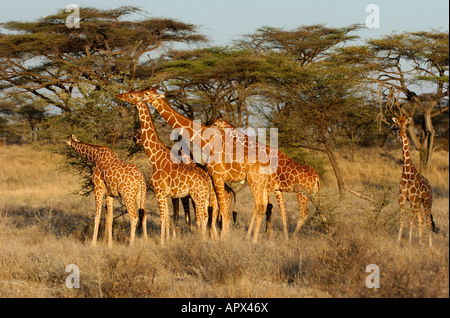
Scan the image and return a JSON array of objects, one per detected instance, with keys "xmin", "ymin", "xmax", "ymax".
[
  {"xmin": 430, "ymin": 213, "xmax": 439, "ymax": 234},
  {"xmin": 137, "ymin": 178, "xmax": 147, "ymax": 234},
  {"xmin": 225, "ymin": 183, "xmax": 237, "ymax": 223},
  {"xmin": 137, "ymin": 208, "xmax": 145, "ymax": 233}
]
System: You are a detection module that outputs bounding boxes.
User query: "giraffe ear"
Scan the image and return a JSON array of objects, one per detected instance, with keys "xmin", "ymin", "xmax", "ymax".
[{"xmin": 392, "ymin": 117, "xmax": 398, "ymax": 124}]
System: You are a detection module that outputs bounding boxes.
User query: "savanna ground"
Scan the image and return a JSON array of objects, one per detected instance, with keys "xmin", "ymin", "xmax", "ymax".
[{"xmin": 0, "ymin": 144, "xmax": 448, "ymax": 298}]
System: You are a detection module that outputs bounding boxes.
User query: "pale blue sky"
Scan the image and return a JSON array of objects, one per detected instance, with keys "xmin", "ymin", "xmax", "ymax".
[{"xmin": 0, "ymin": 0, "xmax": 448, "ymax": 45}]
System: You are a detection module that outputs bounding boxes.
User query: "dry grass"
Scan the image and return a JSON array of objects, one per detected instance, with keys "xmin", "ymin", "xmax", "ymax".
[{"xmin": 0, "ymin": 144, "xmax": 448, "ymax": 298}]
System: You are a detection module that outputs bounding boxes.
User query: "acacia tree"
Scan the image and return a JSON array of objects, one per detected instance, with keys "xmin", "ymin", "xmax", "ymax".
[
  {"xmin": 0, "ymin": 6, "xmax": 206, "ymax": 196},
  {"xmin": 151, "ymin": 47, "xmax": 265, "ymax": 127},
  {"xmin": 341, "ymin": 30, "xmax": 449, "ymax": 170},
  {"xmin": 258, "ymin": 55, "xmax": 366, "ymax": 197},
  {"xmin": 0, "ymin": 6, "xmax": 206, "ymax": 146},
  {"xmin": 239, "ymin": 24, "xmax": 364, "ymax": 197}
]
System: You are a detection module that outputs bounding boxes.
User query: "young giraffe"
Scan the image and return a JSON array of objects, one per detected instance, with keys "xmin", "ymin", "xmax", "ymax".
[
  {"xmin": 139, "ymin": 87, "xmax": 320, "ymax": 242},
  {"xmin": 116, "ymin": 91, "xmax": 223, "ymax": 243},
  {"xmin": 392, "ymin": 115, "xmax": 437, "ymax": 246},
  {"xmin": 210, "ymin": 117, "xmax": 321, "ymax": 239},
  {"xmin": 66, "ymin": 135, "xmax": 147, "ymax": 248}
]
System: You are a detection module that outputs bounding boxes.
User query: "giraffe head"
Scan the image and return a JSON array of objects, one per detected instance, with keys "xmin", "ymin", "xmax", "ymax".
[
  {"xmin": 210, "ymin": 116, "xmax": 234, "ymax": 129},
  {"xmin": 116, "ymin": 91, "xmax": 143, "ymax": 104},
  {"xmin": 139, "ymin": 87, "xmax": 165, "ymax": 103},
  {"xmin": 392, "ymin": 115, "xmax": 411, "ymax": 136},
  {"xmin": 66, "ymin": 134, "xmax": 79, "ymax": 146}
]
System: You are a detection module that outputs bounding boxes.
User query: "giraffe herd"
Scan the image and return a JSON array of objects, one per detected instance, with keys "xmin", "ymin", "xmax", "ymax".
[{"xmin": 66, "ymin": 87, "xmax": 437, "ymax": 248}]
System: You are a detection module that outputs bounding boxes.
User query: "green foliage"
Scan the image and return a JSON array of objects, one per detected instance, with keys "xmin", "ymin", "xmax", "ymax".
[
  {"xmin": 156, "ymin": 47, "xmax": 267, "ymax": 125},
  {"xmin": 279, "ymin": 146, "xmax": 327, "ymax": 177}
]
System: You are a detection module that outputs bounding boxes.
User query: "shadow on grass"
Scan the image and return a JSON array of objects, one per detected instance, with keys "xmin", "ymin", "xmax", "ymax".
[{"xmin": 1, "ymin": 205, "xmax": 154, "ymax": 244}]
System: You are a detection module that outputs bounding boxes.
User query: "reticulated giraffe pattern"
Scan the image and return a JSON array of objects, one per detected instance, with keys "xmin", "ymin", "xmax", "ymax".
[
  {"xmin": 134, "ymin": 132, "xmax": 194, "ymax": 228},
  {"xmin": 210, "ymin": 117, "xmax": 321, "ymax": 239},
  {"xmin": 139, "ymin": 86, "xmax": 321, "ymax": 243},
  {"xmin": 66, "ymin": 134, "xmax": 147, "ymax": 248},
  {"xmin": 116, "ymin": 90, "xmax": 225, "ymax": 243},
  {"xmin": 133, "ymin": 131, "xmax": 236, "ymax": 230},
  {"xmin": 392, "ymin": 115, "xmax": 437, "ymax": 246}
]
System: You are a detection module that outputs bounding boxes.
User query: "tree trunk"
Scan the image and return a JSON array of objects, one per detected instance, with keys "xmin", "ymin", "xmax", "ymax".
[
  {"xmin": 323, "ymin": 137, "xmax": 346, "ymax": 198},
  {"xmin": 422, "ymin": 109, "xmax": 435, "ymax": 171},
  {"xmin": 406, "ymin": 109, "xmax": 435, "ymax": 172}
]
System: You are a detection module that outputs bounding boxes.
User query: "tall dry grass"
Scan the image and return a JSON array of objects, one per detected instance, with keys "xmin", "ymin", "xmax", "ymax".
[{"xmin": 0, "ymin": 144, "xmax": 448, "ymax": 298}]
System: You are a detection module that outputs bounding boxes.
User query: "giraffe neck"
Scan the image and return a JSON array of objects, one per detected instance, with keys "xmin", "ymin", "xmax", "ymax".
[
  {"xmin": 151, "ymin": 98, "xmax": 209, "ymax": 148},
  {"xmin": 135, "ymin": 101, "xmax": 171, "ymax": 165},
  {"xmin": 400, "ymin": 133, "xmax": 414, "ymax": 175},
  {"xmin": 70, "ymin": 141, "xmax": 106, "ymax": 163}
]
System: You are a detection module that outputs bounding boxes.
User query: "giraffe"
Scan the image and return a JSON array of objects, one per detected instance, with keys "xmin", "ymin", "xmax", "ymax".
[
  {"xmin": 116, "ymin": 91, "xmax": 222, "ymax": 243},
  {"xmin": 133, "ymin": 130, "xmax": 237, "ymax": 232},
  {"xmin": 133, "ymin": 132, "xmax": 193, "ymax": 227},
  {"xmin": 66, "ymin": 135, "xmax": 147, "ymax": 248},
  {"xmin": 392, "ymin": 115, "xmax": 437, "ymax": 246},
  {"xmin": 139, "ymin": 87, "xmax": 320, "ymax": 242},
  {"xmin": 210, "ymin": 117, "xmax": 321, "ymax": 239}
]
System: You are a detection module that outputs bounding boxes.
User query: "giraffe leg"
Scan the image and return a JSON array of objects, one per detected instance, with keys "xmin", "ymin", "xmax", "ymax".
[
  {"xmin": 408, "ymin": 200, "xmax": 418, "ymax": 245},
  {"xmin": 247, "ymin": 213, "xmax": 256, "ymax": 240},
  {"xmin": 191, "ymin": 198, "xmax": 197, "ymax": 226},
  {"xmin": 123, "ymin": 196, "xmax": 138, "ymax": 246},
  {"xmin": 415, "ymin": 204, "xmax": 424, "ymax": 246},
  {"xmin": 397, "ymin": 188, "xmax": 407, "ymax": 246},
  {"xmin": 294, "ymin": 189, "xmax": 308, "ymax": 234},
  {"xmin": 209, "ymin": 182, "xmax": 220, "ymax": 240},
  {"xmin": 274, "ymin": 190, "xmax": 288, "ymax": 239},
  {"xmin": 251, "ymin": 198, "xmax": 269, "ymax": 244},
  {"xmin": 181, "ymin": 196, "xmax": 191, "ymax": 227},
  {"xmin": 139, "ymin": 207, "xmax": 148, "ymax": 241},
  {"xmin": 170, "ymin": 197, "xmax": 179, "ymax": 239},
  {"xmin": 398, "ymin": 207, "xmax": 405, "ymax": 246},
  {"xmin": 92, "ymin": 184, "xmax": 106, "ymax": 246},
  {"xmin": 197, "ymin": 202, "xmax": 208, "ymax": 240},
  {"xmin": 105, "ymin": 196, "xmax": 114, "ymax": 248},
  {"xmin": 264, "ymin": 202, "xmax": 274, "ymax": 236},
  {"xmin": 137, "ymin": 180, "xmax": 147, "ymax": 241},
  {"xmin": 190, "ymin": 186, "xmax": 209, "ymax": 240},
  {"xmin": 215, "ymin": 180, "xmax": 231, "ymax": 239},
  {"xmin": 155, "ymin": 190, "xmax": 170, "ymax": 245},
  {"xmin": 172, "ymin": 197, "xmax": 180, "ymax": 225},
  {"xmin": 408, "ymin": 213, "xmax": 414, "ymax": 245},
  {"xmin": 252, "ymin": 211, "xmax": 264, "ymax": 243},
  {"xmin": 423, "ymin": 197, "xmax": 434, "ymax": 247},
  {"xmin": 248, "ymin": 183, "xmax": 269, "ymax": 244}
]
